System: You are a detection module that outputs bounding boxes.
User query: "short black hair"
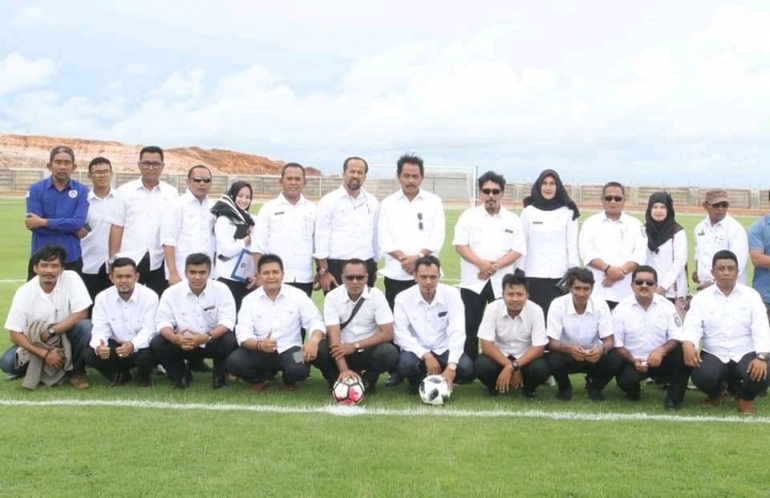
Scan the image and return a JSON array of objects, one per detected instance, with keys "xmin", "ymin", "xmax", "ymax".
[
  {"xmin": 281, "ymin": 162, "xmax": 306, "ymax": 179},
  {"xmin": 139, "ymin": 145, "xmax": 164, "ymax": 162},
  {"xmin": 602, "ymin": 181, "xmax": 625, "ymax": 196},
  {"xmin": 258, "ymin": 254, "xmax": 284, "ymax": 273},
  {"xmin": 414, "ymin": 254, "xmax": 441, "ymax": 273},
  {"xmin": 187, "ymin": 164, "xmax": 211, "ymax": 179},
  {"xmin": 568, "ymin": 268, "xmax": 595, "ymax": 288},
  {"xmin": 110, "ymin": 257, "xmax": 137, "ymax": 273},
  {"xmin": 185, "ymin": 253, "xmax": 212, "ymax": 270},
  {"xmin": 712, "ymin": 249, "xmax": 738, "ymax": 269},
  {"xmin": 397, "ymin": 153, "xmax": 424, "ymax": 177},
  {"xmin": 502, "ymin": 270, "xmax": 528, "ymax": 292},
  {"xmin": 343, "ymin": 156, "xmax": 369, "ymax": 174},
  {"xmin": 632, "ymin": 265, "xmax": 658, "ymax": 282},
  {"xmin": 31, "ymin": 245, "xmax": 67, "ymax": 266},
  {"xmin": 342, "ymin": 258, "xmax": 367, "ymax": 272},
  {"xmin": 477, "ymin": 171, "xmax": 506, "ymax": 192},
  {"xmin": 88, "ymin": 157, "xmax": 112, "ymax": 173}
]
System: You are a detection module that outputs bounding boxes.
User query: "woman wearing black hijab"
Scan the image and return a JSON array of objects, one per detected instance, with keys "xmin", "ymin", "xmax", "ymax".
[
  {"xmin": 211, "ymin": 181, "xmax": 255, "ymax": 311},
  {"xmin": 644, "ymin": 191, "xmax": 688, "ymax": 300},
  {"xmin": 520, "ymin": 169, "xmax": 581, "ymax": 316}
]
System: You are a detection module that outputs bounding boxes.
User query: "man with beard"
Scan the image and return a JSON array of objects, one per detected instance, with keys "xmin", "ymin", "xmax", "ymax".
[{"xmin": 314, "ymin": 157, "xmax": 379, "ymax": 293}]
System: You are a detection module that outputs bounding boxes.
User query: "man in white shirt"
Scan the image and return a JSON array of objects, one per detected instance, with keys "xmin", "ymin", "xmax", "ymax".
[
  {"xmin": 314, "ymin": 259, "xmax": 398, "ymax": 393},
  {"xmin": 84, "ymin": 258, "xmax": 158, "ymax": 387},
  {"xmin": 473, "ymin": 272, "xmax": 550, "ymax": 399},
  {"xmin": 579, "ymin": 181, "xmax": 647, "ymax": 309},
  {"xmin": 546, "ymin": 268, "xmax": 622, "ymax": 401},
  {"xmin": 693, "ymin": 189, "xmax": 750, "ymax": 289},
  {"xmin": 108, "ymin": 146, "xmax": 179, "ymax": 296},
  {"xmin": 314, "ymin": 157, "xmax": 379, "ymax": 293},
  {"xmin": 0, "ymin": 245, "xmax": 92, "ymax": 389},
  {"xmin": 612, "ymin": 265, "xmax": 691, "ymax": 411},
  {"xmin": 394, "ymin": 255, "xmax": 474, "ymax": 394},
  {"xmin": 226, "ymin": 254, "xmax": 325, "ymax": 393},
  {"xmin": 454, "ymin": 171, "xmax": 525, "ymax": 361},
  {"xmin": 80, "ymin": 157, "xmax": 116, "ymax": 304},
  {"xmin": 252, "ymin": 162, "xmax": 317, "ymax": 297},
  {"xmin": 151, "ymin": 253, "xmax": 238, "ymax": 389},
  {"xmin": 682, "ymin": 250, "xmax": 770, "ymax": 414},
  {"xmin": 161, "ymin": 165, "xmax": 215, "ymax": 286}
]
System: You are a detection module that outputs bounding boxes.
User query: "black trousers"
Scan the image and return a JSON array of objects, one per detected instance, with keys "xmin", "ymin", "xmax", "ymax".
[
  {"xmin": 546, "ymin": 350, "xmax": 623, "ymax": 392},
  {"xmin": 460, "ymin": 281, "xmax": 496, "ymax": 360},
  {"xmin": 150, "ymin": 331, "xmax": 238, "ymax": 383},
  {"xmin": 526, "ymin": 277, "xmax": 562, "ymax": 318},
  {"xmin": 616, "ymin": 344, "xmax": 691, "ymax": 403},
  {"xmin": 384, "ymin": 277, "xmax": 417, "ymax": 311},
  {"xmin": 225, "ymin": 346, "xmax": 309, "ymax": 385},
  {"xmin": 217, "ymin": 277, "xmax": 250, "ymax": 313},
  {"xmin": 397, "ymin": 350, "xmax": 475, "ymax": 387},
  {"xmin": 474, "ymin": 353, "xmax": 550, "ymax": 395},
  {"xmin": 27, "ymin": 257, "xmax": 83, "ymax": 281},
  {"xmin": 326, "ymin": 258, "xmax": 377, "ymax": 294},
  {"xmin": 314, "ymin": 339, "xmax": 399, "ymax": 387},
  {"xmin": 691, "ymin": 351, "xmax": 770, "ymax": 402},
  {"xmin": 82, "ymin": 263, "xmax": 110, "ymax": 312},
  {"xmin": 83, "ymin": 339, "xmax": 156, "ymax": 380},
  {"xmin": 137, "ymin": 253, "xmax": 167, "ymax": 297},
  {"xmin": 286, "ymin": 281, "xmax": 314, "ymax": 297}
]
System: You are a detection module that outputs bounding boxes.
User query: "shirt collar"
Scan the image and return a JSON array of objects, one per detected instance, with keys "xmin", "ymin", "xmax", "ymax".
[
  {"xmin": 276, "ymin": 192, "xmax": 307, "ymax": 206},
  {"xmin": 344, "ymin": 286, "xmax": 371, "ymax": 304},
  {"xmin": 44, "ymin": 176, "xmax": 73, "ymax": 191},
  {"xmin": 255, "ymin": 284, "xmax": 290, "ymax": 301},
  {"xmin": 114, "ymin": 286, "xmax": 140, "ymax": 304},
  {"xmin": 567, "ymin": 297, "xmax": 595, "ymax": 316},
  {"xmin": 88, "ymin": 189, "xmax": 114, "ymax": 201},
  {"xmin": 183, "ymin": 190, "xmax": 209, "ymax": 204},
  {"xmin": 418, "ymin": 286, "xmax": 445, "ymax": 307},
  {"xmin": 480, "ymin": 205, "xmax": 506, "ymax": 219},
  {"xmin": 185, "ymin": 282, "xmax": 210, "ymax": 298},
  {"xmin": 337, "ymin": 185, "xmax": 370, "ymax": 202},
  {"xmin": 397, "ymin": 189, "xmax": 424, "ymax": 201}
]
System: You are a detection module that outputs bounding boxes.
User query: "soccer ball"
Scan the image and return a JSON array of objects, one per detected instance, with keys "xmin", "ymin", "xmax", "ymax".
[
  {"xmin": 419, "ymin": 375, "xmax": 451, "ymax": 406},
  {"xmin": 332, "ymin": 377, "xmax": 365, "ymax": 405}
]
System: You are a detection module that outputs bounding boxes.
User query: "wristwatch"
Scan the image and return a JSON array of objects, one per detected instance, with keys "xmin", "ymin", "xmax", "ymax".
[
  {"xmin": 317, "ymin": 268, "xmax": 328, "ymax": 276},
  {"xmin": 492, "ymin": 262, "xmax": 500, "ymax": 272},
  {"xmin": 354, "ymin": 342, "xmax": 364, "ymax": 353},
  {"xmin": 46, "ymin": 326, "xmax": 56, "ymax": 340},
  {"xmin": 512, "ymin": 360, "xmax": 520, "ymax": 372},
  {"xmin": 758, "ymin": 353, "xmax": 769, "ymax": 363},
  {"xmin": 447, "ymin": 363, "xmax": 457, "ymax": 371}
]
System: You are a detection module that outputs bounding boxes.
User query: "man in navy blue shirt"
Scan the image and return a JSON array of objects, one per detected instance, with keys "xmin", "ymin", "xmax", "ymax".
[
  {"xmin": 25, "ymin": 146, "xmax": 90, "ymax": 279},
  {"xmin": 749, "ymin": 189, "xmax": 770, "ymax": 322}
]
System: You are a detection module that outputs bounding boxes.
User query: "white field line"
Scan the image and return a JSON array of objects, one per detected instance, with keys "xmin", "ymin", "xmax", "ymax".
[
  {"xmin": 0, "ymin": 279, "xmax": 25, "ymax": 284},
  {"xmin": 0, "ymin": 398, "xmax": 768, "ymax": 424}
]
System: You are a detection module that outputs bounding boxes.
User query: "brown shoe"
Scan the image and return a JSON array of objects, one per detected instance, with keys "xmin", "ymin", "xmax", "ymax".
[
  {"xmin": 736, "ymin": 398, "xmax": 756, "ymax": 415},
  {"xmin": 69, "ymin": 374, "xmax": 90, "ymax": 390},
  {"xmin": 248, "ymin": 381, "xmax": 268, "ymax": 393},
  {"xmin": 282, "ymin": 384, "xmax": 298, "ymax": 393},
  {"xmin": 703, "ymin": 396, "xmax": 722, "ymax": 408}
]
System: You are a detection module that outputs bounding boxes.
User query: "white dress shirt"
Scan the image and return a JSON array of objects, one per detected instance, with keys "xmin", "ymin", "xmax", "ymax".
[
  {"xmin": 213, "ymin": 216, "xmax": 252, "ymax": 281},
  {"xmin": 477, "ymin": 299, "xmax": 547, "ymax": 358},
  {"xmin": 579, "ymin": 212, "xmax": 647, "ymax": 303},
  {"xmin": 519, "ymin": 205, "xmax": 579, "ymax": 279},
  {"xmin": 80, "ymin": 190, "xmax": 116, "ymax": 274},
  {"xmin": 452, "ymin": 205, "xmax": 526, "ymax": 298},
  {"xmin": 612, "ymin": 294, "xmax": 682, "ymax": 360},
  {"xmin": 314, "ymin": 186, "xmax": 379, "ymax": 261},
  {"xmin": 393, "ymin": 283, "xmax": 466, "ymax": 364},
  {"xmin": 235, "ymin": 284, "xmax": 325, "ymax": 352},
  {"xmin": 160, "ymin": 190, "xmax": 215, "ymax": 276},
  {"xmin": 646, "ymin": 230, "xmax": 689, "ymax": 299},
  {"xmin": 324, "ymin": 286, "xmax": 394, "ymax": 344},
  {"xmin": 89, "ymin": 284, "xmax": 158, "ymax": 352},
  {"xmin": 681, "ymin": 284, "xmax": 770, "ymax": 363},
  {"xmin": 693, "ymin": 214, "xmax": 749, "ymax": 285},
  {"xmin": 109, "ymin": 179, "xmax": 179, "ymax": 270},
  {"xmin": 4, "ymin": 271, "xmax": 92, "ymax": 332},
  {"xmin": 378, "ymin": 189, "xmax": 446, "ymax": 280},
  {"xmin": 252, "ymin": 194, "xmax": 316, "ymax": 283},
  {"xmin": 547, "ymin": 293, "xmax": 613, "ymax": 348},
  {"xmin": 156, "ymin": 280, "xmax": 236, "ymax": 348}
]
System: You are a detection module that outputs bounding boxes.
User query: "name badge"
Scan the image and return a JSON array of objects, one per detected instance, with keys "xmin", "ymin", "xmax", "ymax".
[
  {"xmin": 203, "ymin": 306, "xmax": 215, "ymax": 312},
  {"xmin": 438, "ymin": 311, "xmax": 448, "ymax": 317},
  {"xmin": 274, "ymin": 211, "xmax": 284, "ymax": 216},
  {"xmin": 504, "ymin": 229, "xmax": 513, "ymax": 234}
]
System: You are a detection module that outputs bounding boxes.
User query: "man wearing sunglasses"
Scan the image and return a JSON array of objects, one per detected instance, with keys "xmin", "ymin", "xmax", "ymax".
[
  {"xmin": 612, "ymin": 265, "xmax": 691, "ymax": 411},
  {"xmin": 314, "ymin": 259, "xmax": 398, "ymax": 393},
  {"xmin": 693, "ymin": 189, "xmax": 749, "ymax": 289},
  {"xmin": 161, "ymin": 165, "xmax": 216, "ymax": 286},
  {"xmin": 579, "ymin": 181, "xmax": 647, "ymax": 310}
]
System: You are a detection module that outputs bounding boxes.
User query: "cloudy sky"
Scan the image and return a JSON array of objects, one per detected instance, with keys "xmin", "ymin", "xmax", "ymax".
[{"xmin": 1, "ymin": 1, "xmax": 768, "ymax": 186}]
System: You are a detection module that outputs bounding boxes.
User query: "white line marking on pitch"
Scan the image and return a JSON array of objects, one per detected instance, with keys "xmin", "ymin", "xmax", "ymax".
[
  {"xmin": 0, "ymin": 279, "xmax": 24, "ymax": 284},
  {"xmin": 0, "ymin": 398, "xmax": 767, "ymax": 424}
]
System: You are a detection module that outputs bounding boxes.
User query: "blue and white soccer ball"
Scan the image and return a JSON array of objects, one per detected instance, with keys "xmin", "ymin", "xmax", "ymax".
[{"xmin": 419, "ymin": 375, "xmax": 451, "ymax": 406}]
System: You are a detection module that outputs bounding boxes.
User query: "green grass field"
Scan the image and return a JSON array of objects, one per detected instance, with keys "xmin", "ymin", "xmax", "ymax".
[{"xmin": 1, "ymin": 198, "xmax": 768, "ymax": 497}]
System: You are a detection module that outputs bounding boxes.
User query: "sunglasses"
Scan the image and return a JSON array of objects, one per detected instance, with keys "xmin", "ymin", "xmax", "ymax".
[
  {"xmin": 481, "ymin": 188, "xmax": 502, "ymax": 196},
  {"xmin": 633, "ymin": 279, "xmax": 656, "ymax": 287},
  {"xmin": 191, "ymin": 177, "xmax": 212, "ymax": 184},
  {"xmin": 343, "ymin": 275, "xmax": 366, "ymax": 282},
  {"xmin": 417, "ymin": 212, "xmax": 423, "ymax": 231},
  {"xmin": 603, "ymin": 195, "xmax": 624, "ymax": 202},
  {"xmin": 710, "ymin": 202, "xmax": 729, "ymax": 209}
]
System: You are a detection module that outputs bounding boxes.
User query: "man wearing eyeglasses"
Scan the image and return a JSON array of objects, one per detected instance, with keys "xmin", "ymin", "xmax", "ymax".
[
  {"xmin": 161, "ymin": 165, "xmax": 216, "ymax": 286},
  {"xmin": 612, "ymin": 265, "xmax": 691, "ymax": 411},
  {"xmin": 453, "ymin": 171, "xmax": 525, "ymax": 361},
  {"xmin": 693, "ymin": 189, "xmax": 749, "ymax": 289},
  {"xmin": 80, "ymin": 157, "xmax": 116, "ymax": 304},
  {"xmin": 579, "ymin": 181, "xmax": 647, "ymax": 310},
  {"xmin": 313, "ymin": 259, "xmax": 398, "ymax": 393},
  {"xmin": 108, "ymin": 146, "xmax": 178, "ymax": 296}
]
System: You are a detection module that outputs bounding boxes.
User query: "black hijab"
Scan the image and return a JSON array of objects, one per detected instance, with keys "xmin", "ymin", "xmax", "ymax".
[
  {"xmin": 210, "ymin": 181, "xmax": 254, "ymax": 240},
  {"xmin": 645, "ymin": 191, "xmax": 682, "ymax": 253},
  {"xmin": 522, "ymin": 169, "xmax": 580, "ymax": 220}
]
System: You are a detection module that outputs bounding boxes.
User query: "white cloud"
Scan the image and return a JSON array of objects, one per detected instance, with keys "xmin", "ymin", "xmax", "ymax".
[
  {"xmin": 0, "ymin": 52, "xmax": 56, "ymax": 97},
  {"xmin": 19, "ymin": 6, "xmax": 46, "ymax": 23},
  {"xmin": 152, "ymin": 68, "xmax": 205, "ymax": 100}
]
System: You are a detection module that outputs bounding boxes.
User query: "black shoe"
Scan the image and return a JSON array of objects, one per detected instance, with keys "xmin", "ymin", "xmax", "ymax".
[
  {"xmin": 174, "ymin": 376, "xmax": 190, "ymax": 390},
  {"xmin": 587, "ymin": 387, "xmax": 605, "ymax": 402},
  {"xmin": 406, "ymin": 383, "xmax": 420, "ymax": 395},
  {"xmin": 556, "ymin": 388, "xmax": 572, "ymax": 401},
  {"xmin": 185, "ymin": 369, "xmax": 193, "ymax": 384},
  {"xmin": 663, "ymin": 398, "xmax": 681, "ymax": 411},
  {"xmin": 213, "ymin": 372, "xmax": 227, "ymax": 390},
  {"xmin": 522, "ymin": 390, "xmax": 537, "ymax": 401},
  {"xmin": 189, "ymin": 359, "xmax": 213, "ymax": 372},
  {"xmin": 139, "ymin": 372, "xmax": 154, "ymax": 387},
  {"xmin": 625, "ymin": 392, "xmax": 641, "ymax": 402},
  {"xmin": 487, "ymin": 388, "xmax": 499, "ymax": 397},
  {"xmin": 110, "ymin": 371, "xmax": 132, "ymax": 387},
  {"xmin": 386, "ymin": 373, "xmax": 403, "ymax": 387}
]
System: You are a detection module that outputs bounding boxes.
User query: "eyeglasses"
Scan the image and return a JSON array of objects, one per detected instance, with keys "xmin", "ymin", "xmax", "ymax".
[
  {"xmin": 139, "ymin": 161, "xmax": 163, "ymax": 169},
  {"xmin": 603, "ymin": 195, "xmax": 623, "ymax": 202},
  {"xmin": 481, "ymin": 188, "xmax": 502, "ymax": 196},
  {"xmin": 343, "ymin": 275, "xmax": 366, "ymax": 282},
  {"xmin": 190, "ymin": 177, "xmax": 212, "ymax": 184},
  {"xmin": 90, "ymin": 170, "xmax": 111, "ymax": 177},
  {"xmin": 417, "ymin": 212, "xmax": 423, "ymax": 231},
  {"xmin": 710, "ymin": 202, "xmax": 729, "ymax": 209},
  {"xmin": 633, "ymin": 279, "xmax": 656, "ymax": 287}
]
